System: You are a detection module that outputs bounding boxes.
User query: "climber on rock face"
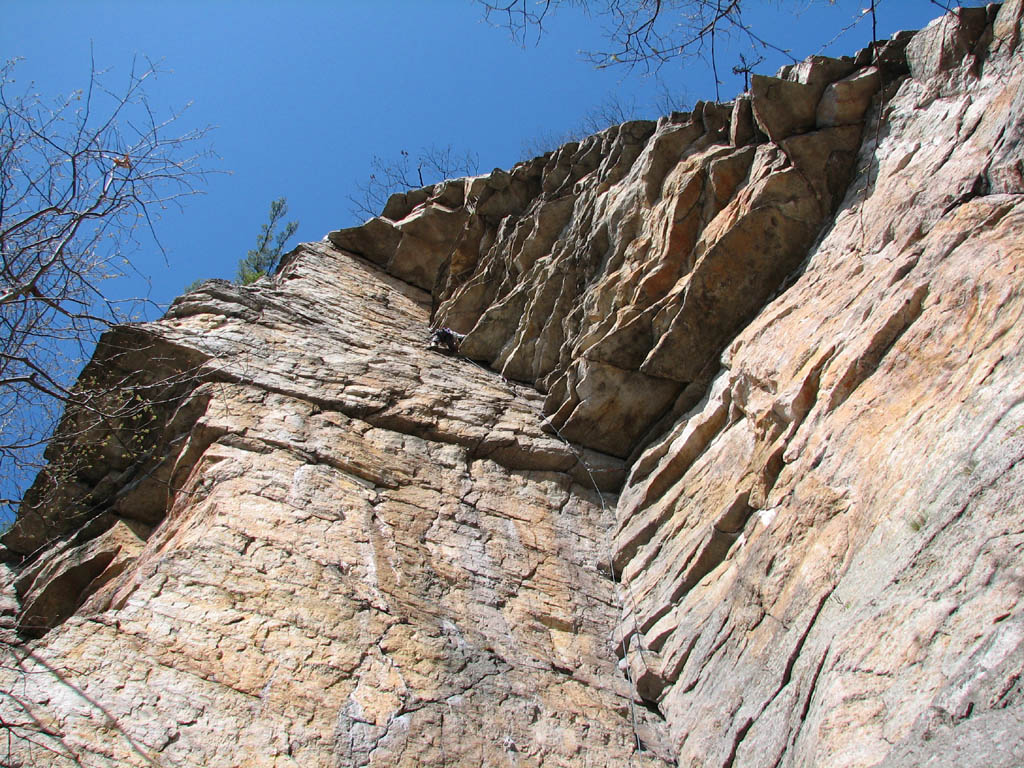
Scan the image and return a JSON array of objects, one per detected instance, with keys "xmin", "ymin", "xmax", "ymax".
[{"xmin": 428, "ymin": 326, "xmax": 465, "ymax": 355}]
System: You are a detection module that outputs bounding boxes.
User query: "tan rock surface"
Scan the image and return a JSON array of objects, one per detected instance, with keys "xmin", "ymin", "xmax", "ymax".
[
  {"xmin": 611, "ymin": 6, "xmax": 1024, "ymax": 766},
  {"xmin": 2, "ymin": 4, "xmax": 1023, "ymax": 767},
  {"xmin": 0, "ymin": 245, "xmax": 668, "ymax": 767}
]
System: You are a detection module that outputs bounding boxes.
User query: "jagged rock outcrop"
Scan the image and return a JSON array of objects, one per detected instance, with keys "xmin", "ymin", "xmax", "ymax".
[
  {"xmin": 2, "ymin": 4, "xmax": 1023, "ymax": 767},
  {"xmin": 328, "ymin": 32, "xmax": 915, "ymax": 461}
]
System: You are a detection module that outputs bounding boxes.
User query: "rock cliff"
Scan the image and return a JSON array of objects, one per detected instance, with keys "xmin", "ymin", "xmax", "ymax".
[{"xmin": 2, "ymin": 4, "xmax": 1023, "ymax": 766}]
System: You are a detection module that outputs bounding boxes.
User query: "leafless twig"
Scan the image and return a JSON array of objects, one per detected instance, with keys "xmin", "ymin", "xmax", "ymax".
[
  {"xmin": 348, "ymin": 145, "xmax": 479, "ymax": 221},
  {"xmin": 0, "ymin": 54, "xmax": 215, "ymax": 514}
]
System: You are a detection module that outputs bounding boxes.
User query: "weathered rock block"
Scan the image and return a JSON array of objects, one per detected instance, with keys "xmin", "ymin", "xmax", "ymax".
[
  {"xmin": 730, "ymin": 93, "xmax": 756, "ymax": 146},
  {"xmin": 992, "ymin": 0, "xmax": 1024, "ymax": 52},
  {"xmin": 787, "ymin": 54, "xmax": 856, "ymax": 88},
  {"xmin": 750, "ymin": 74, "xmax": 821, "ymax": 140},
  {"xmin": 328, "ymin": 216, "xmax": 401, "ymax": 265},
  {"xmin": 906, "ymin": 5, "xmax": 990, "ymax": 79},
  {"xmin": 817, "ymin": 66, "xmax": 882, "ymax": 126}
]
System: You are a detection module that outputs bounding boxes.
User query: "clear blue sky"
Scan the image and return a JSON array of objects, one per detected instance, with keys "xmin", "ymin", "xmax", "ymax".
[{"xmin": 3, "ymin": 1, "xmax": 976, "ymax": 307}]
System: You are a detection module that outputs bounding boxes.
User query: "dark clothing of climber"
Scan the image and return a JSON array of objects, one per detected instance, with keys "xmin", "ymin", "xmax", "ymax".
[{"xmin": 429, "ymin": 327, "xmax": 464, "ymax": 355}]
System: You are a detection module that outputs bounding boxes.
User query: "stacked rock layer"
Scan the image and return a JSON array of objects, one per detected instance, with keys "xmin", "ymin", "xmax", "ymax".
[{"xmin": 2, "ymin": 4, "xmax": 1023, "ymax": 767}]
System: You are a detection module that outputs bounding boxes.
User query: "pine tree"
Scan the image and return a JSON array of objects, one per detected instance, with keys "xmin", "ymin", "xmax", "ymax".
[{"xmin": 236, "ymin": 198, "xmax": 298, "ymax": 284}]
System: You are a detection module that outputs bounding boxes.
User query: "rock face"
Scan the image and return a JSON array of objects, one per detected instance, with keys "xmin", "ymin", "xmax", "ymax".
[
  {"xmin": 3, "ymin": 4, "xmax": 1024, "ymax": 767},
  {"xmin": 0, "ymin": 250, "xmax": 663, "ymax": 767}
]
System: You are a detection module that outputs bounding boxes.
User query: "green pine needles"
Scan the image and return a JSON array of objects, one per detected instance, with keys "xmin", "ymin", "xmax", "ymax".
[{"xmin": 236, "ymin": 197, "xmax": 299, "ymax": 284}]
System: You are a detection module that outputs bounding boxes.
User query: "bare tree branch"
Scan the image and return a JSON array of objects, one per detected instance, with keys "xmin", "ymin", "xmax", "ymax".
[
  {"xmin": 0, "ymin": 55, "xmax": 215, "ymax": 514},
  {"xmin": 348, "ymin": 145, "xmax": 479, "ymax": 221},
  {"xmin": 520, "ymin": 87, "xmax": 688, "ymax": 159},
  {"xmin": 476, "ymin": 0, "xmax": 787, "ymax": 75}
]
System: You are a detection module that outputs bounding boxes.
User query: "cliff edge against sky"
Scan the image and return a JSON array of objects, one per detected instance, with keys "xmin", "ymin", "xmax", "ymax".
[{"xmin": 2, "ymin": 4, "xmax": 1023, "ymax": 766}]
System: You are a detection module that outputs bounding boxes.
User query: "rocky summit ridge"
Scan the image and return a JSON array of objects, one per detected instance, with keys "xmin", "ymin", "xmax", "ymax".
[{"xmin": 2, "ymin": 4, "xmax": 1023, "ymax": 766}]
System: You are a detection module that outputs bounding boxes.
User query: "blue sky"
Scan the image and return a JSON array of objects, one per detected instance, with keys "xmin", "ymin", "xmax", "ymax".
[{"xmin": 3, "ymin": 1, "xmax": 977, "ymax": 306}]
